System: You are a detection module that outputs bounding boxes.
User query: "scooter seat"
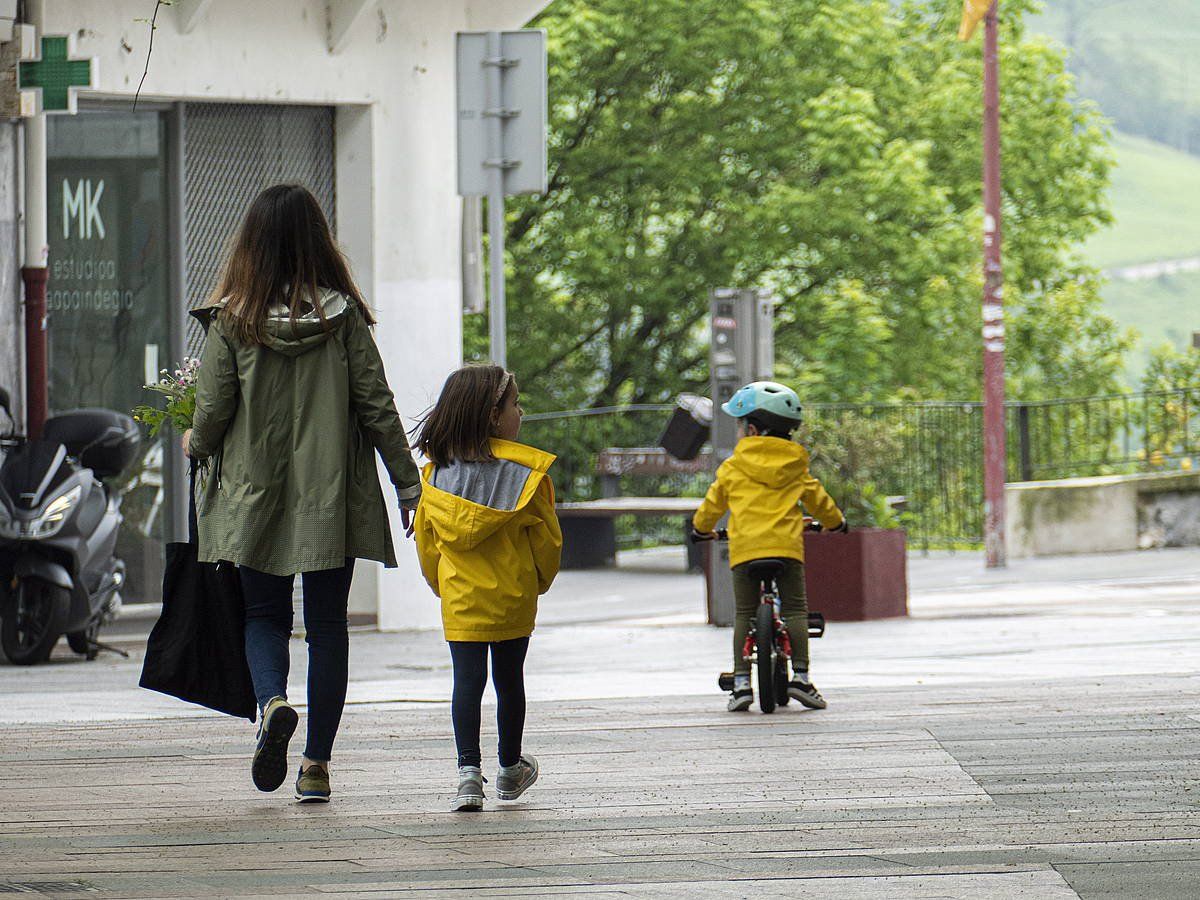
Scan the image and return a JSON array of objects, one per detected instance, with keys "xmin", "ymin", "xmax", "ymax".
[{"xmin": 43, "ymin": 409, "xmax": 139, "ymax": 479}]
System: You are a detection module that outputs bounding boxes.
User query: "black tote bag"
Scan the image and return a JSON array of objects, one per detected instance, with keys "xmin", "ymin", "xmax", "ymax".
[{"xmin": 139, "ymin": 462, "xmax": 257, "ymax": 722}]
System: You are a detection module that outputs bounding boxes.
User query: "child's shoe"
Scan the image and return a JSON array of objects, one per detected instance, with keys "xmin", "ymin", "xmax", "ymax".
[
  {"xmin": 787, "ymin": 679, "xmax": 827, "ymax": 709},
  {"xmin": 727, "ymin": 689, "xmax": 753, "ymax": 711},
  {"xmin": 295, "ymin": 763, "xmax": 331, "ymax": 803},
  {"xmin": 451, "ymin": 766, "xmax": 484, "ymax": 812},
  {"xmin": 727, "ymin": 672, "xmax": 753, "ymax": 711},
  {"xmin": 252, "ymin": 696, "xmax": 298, "ymax": 792},
  {"xmin": 495, "ymin": 754, "xmax": 538, "ymax": 801}
]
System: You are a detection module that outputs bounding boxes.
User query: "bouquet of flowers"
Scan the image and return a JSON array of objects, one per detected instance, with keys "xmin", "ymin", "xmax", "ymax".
[{"xmin": 133, "ymin": 357, "xmax": 200, "ymax": 436}]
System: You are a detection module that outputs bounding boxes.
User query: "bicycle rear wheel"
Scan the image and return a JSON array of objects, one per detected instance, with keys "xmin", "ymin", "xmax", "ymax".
[{"xmin": 756, "ymin": 603, "xmax": 776, "ymax": 714}]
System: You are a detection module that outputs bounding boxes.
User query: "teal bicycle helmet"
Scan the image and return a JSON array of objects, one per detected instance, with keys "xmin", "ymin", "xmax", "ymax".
[{"xmin": 721, "ymin": 381, "xmax": 803, "ymax": 422}]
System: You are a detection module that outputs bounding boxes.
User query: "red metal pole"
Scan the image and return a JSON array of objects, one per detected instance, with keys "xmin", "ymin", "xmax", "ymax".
[
  {"xmin": 22, "ymin": 266, "xmax": 48, "ymax": 439},
  {"xmin": 982, "ymin": 1, "xmax": 1006, "ymax": 568}
]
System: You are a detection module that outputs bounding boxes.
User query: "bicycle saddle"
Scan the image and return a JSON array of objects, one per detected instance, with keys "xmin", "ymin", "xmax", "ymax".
[{"xmin": 745, "ymin": 558, "xmax": 788, "ymax": 585}]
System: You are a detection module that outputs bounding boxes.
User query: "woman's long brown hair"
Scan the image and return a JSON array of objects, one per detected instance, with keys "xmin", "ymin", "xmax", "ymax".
[
  {"xmin": 415, "ymin": 365, "xmax": 514, "ymax": 467},
  {"xmin": 210, "ymin": 184, "xmax": 373, "ymax": 345}
]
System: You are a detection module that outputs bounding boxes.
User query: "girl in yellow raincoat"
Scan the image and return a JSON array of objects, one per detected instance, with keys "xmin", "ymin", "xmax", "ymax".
[{"xmin": 413, "ymin": 365, "xmax": 562, "ymax": 812}]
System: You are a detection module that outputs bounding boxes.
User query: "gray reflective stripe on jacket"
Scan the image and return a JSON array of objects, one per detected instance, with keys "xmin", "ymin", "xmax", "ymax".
[{"xmin": 430, "ymin": 458, "xmax": 533, "ymax": 511}]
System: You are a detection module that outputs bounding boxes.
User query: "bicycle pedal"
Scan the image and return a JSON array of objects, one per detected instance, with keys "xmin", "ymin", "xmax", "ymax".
[{"xmin": 717, "ymin": 672, "xmax": 734, "ymax": 692}]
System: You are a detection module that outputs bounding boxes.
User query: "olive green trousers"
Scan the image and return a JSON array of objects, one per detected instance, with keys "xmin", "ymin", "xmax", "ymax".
[{"xmin": 731, "ymin": 558, "xmax": 809, "ymax": 677}]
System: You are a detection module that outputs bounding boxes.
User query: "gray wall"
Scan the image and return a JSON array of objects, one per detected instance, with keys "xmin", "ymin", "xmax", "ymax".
[{"xmin": 0, "ymin": 122, "xmax": 21, "ymax": 429}]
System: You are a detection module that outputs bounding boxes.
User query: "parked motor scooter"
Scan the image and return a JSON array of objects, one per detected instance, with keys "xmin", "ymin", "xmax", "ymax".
[{"xmin": 0, "ymin": 388, "xmax": 140, "ymax": 664}]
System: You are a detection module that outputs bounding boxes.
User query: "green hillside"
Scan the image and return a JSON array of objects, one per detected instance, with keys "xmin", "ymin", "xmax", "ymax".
[
  {"xmin": 1026, "ymin": 5, "xmax": 1200, "ymax": 380},
  {"xmin": 1028, "ymin": 0, "xmax": 1200, "ymax": 154},
  {"xmin": 1030, "ymin": 0, "xmax": 1200, "ymax": 54},
  {"xmin": 1086, "ymin": 132, "xmax": 1200, "ymax": 269},
  {"xmin": 1103, "ymin": 272, "xmax": 1200, "ymax": 384},
  {"xmin": 1084, "ymin": 135, "xmax": 1200, "ymax": 380}
]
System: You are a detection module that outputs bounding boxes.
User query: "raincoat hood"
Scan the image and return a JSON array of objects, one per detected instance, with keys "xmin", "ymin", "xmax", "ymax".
[
  {"xmin": 693, "ymin": 434, "xmax": 843, "ymax": 568},
  {"xmin": 419, "ymin": 438, "xmax": 556, "ymax": 552},
  {"xmin": 726, "ymin": 436, "xmax": 811, "ymax": 488},
  {"xmin": 413, "ymin": 437, "xmax": 563, "ymax": 643},
  {"xmin": 189, "ymin": 290, "xmax": 350, "ymax": 357},
  {"xmin": 188, "ymin": 290, "xmax": 421, "ymax": 575}
]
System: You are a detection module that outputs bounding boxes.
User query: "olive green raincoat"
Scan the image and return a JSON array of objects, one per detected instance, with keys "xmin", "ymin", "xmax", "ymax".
[{"xmin": 188, "ymin": 290, "xmax": 420, "ymax": 575}]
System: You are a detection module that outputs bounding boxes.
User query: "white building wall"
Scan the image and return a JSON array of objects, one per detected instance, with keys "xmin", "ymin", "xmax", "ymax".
[{"xmin": 45, "ymin": 0, "xmax": 546, "ymax": 628}]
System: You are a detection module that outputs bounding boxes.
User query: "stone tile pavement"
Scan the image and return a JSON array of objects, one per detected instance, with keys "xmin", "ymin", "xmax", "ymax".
[{"xmin": 1, "ymin": 548, "xmax": 1198, "ymax": 897}]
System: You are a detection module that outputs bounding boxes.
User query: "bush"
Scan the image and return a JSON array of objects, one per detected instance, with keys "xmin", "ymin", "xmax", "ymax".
[{"xmin": 797, "ymin": 413, "xmax": 905, "ymax": 530}]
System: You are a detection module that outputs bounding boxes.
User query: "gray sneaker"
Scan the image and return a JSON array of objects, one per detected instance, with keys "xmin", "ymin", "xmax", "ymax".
[
  {"xmin": 727, "ymin": 689, "xmax": 753, "ymax": 712},
  {"xmin": 495, "ymin": 754, "xmax": 538, "ymax": 801},
  {"xmin": 451, "ymin": 766, "xmax": 484, "ymax": 812}
]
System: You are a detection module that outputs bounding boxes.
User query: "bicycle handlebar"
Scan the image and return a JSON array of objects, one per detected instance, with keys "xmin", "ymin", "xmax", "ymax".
[{"xmin": 691, "ymin": 520, "xmax": 847, "ymax": 543}]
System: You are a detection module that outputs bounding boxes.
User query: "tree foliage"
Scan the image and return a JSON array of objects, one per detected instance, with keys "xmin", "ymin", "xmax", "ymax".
[
  {"xmin": 467, "ymin": 0, "xmax": 1130, "ymax": 411},
  {"xmin": 1142, "ymin": 344, "xmax": 1200, "ymax": 394}
]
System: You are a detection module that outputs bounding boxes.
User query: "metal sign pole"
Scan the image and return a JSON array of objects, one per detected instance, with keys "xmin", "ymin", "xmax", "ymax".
[
  {"xmin": 484, "ymin": 31, "xmax": 507, "ymax": 369},
  {"xmin": 456, "ymin": 29, "xmax": 545, "ymax": 364},
  {"xmin": 705, "ymin": 289, "xmax": 775, "ymax": 625}
]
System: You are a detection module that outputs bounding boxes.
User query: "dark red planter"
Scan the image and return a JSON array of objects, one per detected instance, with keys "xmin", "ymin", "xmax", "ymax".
[{"xmin": 803, "ymin": 528, "xmax": 908, "ymax": 621}]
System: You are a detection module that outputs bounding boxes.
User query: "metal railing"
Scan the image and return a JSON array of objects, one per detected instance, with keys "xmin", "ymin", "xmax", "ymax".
[
  {"xmin": 520, "ymin": 389, "xmax": 1200, "ymax": 549},
  {"xmin": 1010, "ymin": 390, "xmax": 1197, "ymax": 480}
]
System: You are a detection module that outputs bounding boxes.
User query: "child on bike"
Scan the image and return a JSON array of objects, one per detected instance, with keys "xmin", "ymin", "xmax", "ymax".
[
  {"xmin": 413, "ymin": 365, "xmax": 562, "ymax": 812},
  {"xmin": 692, "ymin": 381, "xmax": 846, "ymax": 712}
]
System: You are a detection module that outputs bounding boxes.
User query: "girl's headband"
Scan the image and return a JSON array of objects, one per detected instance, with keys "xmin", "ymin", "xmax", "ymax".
[{"xmin": 494, "ymin": 371, "xmax": 513, "ymax": 406}]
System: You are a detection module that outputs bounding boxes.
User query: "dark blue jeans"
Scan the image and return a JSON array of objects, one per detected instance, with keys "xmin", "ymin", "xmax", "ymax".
[
  {"xmin": 239, "ymin": 559, "xmax": 355, "ymax": 763},
  {"xmin": 448, "ymin": 637, "xmax": 530, "ymax": 769}
]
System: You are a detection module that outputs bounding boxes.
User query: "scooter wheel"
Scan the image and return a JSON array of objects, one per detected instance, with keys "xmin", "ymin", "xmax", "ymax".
[{"xmin": 1, "ymin": 580, "xmax": 68, "ymax": 665}]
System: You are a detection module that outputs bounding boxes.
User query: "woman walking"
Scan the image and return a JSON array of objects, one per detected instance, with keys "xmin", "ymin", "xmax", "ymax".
[{"xmin": 184, "ymin": 183, "xmax": 421, "ymax": 803}]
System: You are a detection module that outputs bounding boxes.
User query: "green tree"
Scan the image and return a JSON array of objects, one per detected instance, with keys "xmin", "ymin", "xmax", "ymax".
[
  {"xmin": 468, "ymin": 0, "xmax": 1128, "ymax": 410},
  {"xmin": 1142, "ymin": 344, "xmax": 1200, "ymax": 393}
]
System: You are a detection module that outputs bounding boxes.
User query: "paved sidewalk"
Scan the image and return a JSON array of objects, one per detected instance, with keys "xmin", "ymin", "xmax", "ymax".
[{"xmin": 1, "ymin": 548, "xmax": 1198, "ymax": 897}]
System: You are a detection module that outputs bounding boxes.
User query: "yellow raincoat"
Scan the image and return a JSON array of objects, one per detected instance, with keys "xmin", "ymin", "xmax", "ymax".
[
  {"xmin": 415, "ymin": 439, "xmax": 562, "ymax": 642},
  {"xmin": 693, "ymin": 436, "xmax": 844, "ymax": 568}
]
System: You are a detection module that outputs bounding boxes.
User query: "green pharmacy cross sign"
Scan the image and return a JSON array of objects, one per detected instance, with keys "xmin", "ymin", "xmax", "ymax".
[{"xmin": 19, "ymin": 35, "xmax": 98, "ymax": 115}]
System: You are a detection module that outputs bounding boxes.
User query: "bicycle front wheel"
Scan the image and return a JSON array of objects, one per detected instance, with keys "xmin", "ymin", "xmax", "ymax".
[
  {"xmin": 756, "ymin": 603, "xmax": 776, "ymax": 714},
  {"xmin": 774, "ymin": 655, "xmax": 790, "ymax": 707}
]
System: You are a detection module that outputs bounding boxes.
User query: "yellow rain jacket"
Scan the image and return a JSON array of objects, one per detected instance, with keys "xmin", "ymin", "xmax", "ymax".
[
  {"xmin": 415, "ymin": 438, "xmax": 562, "ymax": 642},
  {"xmin": 693, "ymin": 436, "xmax": 844, "ymax": 568}
]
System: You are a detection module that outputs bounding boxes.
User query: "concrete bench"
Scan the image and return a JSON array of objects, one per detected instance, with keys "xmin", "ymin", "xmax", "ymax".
[
  {"xmin": 557, "ymin": 497, "xmax": 705, "ymax": 569},
  {"xmin": 558, "ymin": 449, "xmax": 713, "ymax": 569}
]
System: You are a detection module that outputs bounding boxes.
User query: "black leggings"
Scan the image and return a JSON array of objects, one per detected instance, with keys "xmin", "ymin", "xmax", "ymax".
[{"xmin": 448, "ymin": 637, "xmax": 530, "ymax": 769}]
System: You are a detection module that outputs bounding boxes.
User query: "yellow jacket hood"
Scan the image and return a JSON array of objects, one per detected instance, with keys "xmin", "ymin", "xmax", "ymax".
[
  {"xmin": 419, "ymin": 439, "xmax": 555, "ymax": 552},
  {"xmin": 723, "ymin": 436, "xmax": 813, "ymax": 489},
  {"xmin": 414, "ymin": 438, "xmax": 563, "ymax": 643}
]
